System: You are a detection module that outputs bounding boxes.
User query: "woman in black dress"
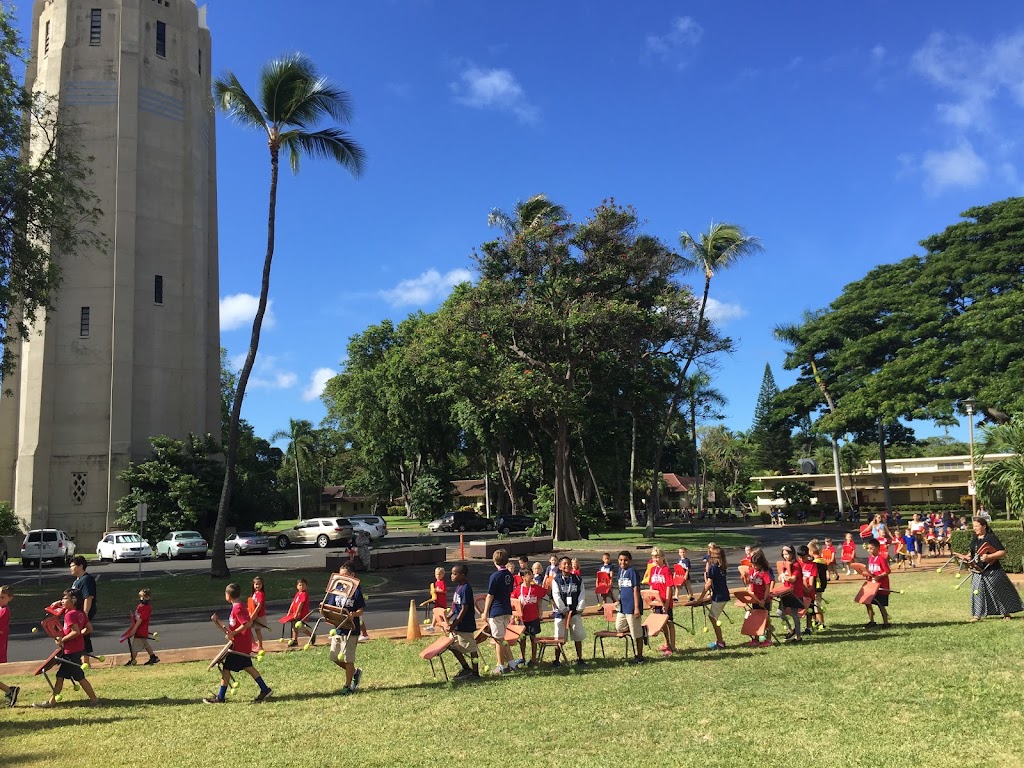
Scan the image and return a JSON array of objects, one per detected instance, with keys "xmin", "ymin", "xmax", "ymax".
[{"xmin": 967, "ymin": 517, "xmax": 1024, "ymax": 621}]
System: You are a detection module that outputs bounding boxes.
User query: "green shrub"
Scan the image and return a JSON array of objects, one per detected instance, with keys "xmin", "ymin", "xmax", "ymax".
[
  {"xmin": 0, "ymin": 500, "xmax": 21, "ymax": 536},
  {"xmin": 949, "ymin": 529, "xmax": 1024, "ymax": 573}
]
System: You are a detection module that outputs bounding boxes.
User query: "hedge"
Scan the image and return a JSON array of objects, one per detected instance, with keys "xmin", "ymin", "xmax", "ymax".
[{"xmin": 948, "ymin": 528, "xmax": 1024, "ymax": 574}]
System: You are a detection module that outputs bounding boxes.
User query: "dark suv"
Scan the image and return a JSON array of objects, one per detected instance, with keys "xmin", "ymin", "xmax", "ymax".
[
  {"xmin": 440, "ymin": 512, "xmax": 494, "ymax": 532},
  {"xmin": 495, "ymin": 515, "xmax": 546, "ymax": 534}
]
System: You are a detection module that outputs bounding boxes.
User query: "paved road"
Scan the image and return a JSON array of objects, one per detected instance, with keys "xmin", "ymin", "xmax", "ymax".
[{"xmin": 1, "ymin": 523, "xmax": 852, "ymax": 664}]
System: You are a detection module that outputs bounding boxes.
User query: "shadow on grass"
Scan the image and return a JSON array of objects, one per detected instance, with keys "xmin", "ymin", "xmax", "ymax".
[{"xmin": 2, "ymin": 714, "xmax": 138, "ymax": 733}]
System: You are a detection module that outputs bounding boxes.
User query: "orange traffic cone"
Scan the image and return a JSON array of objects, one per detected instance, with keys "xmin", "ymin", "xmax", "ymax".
[
  {"xmin": 406, "ymin": 599, "xmax": 422, "ymax": 642},
  {"xmin": 459, "ymin": 534, "xmax": 466, "ymax": 560}
]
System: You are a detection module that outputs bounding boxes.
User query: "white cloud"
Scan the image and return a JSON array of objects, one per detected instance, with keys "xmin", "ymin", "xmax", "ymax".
[
  {"xmin": 244, "ymin": 354, "xmax": 297, "ymax": 391},
  {"xmin": 302, "ymin": 367, "xmax": 335, "ymax": 402},
  {"xmin": 451, "ymin": 67, "xmax": 539, "ymax": 124},
  {"xmin": 645, "ymin": 16, "xmax": 704, "ymax": 69},
  {"xmin": 380, "ymin": 268, "xmax": 473, "ymax": 308},
  {"xmin": 871, "ymin": 45, "xmax": 886, "ymax": 64},
  {"xmin": 921, "ymin": 140, "xmax": 987, "ymax": 192},
  {"xmin": 704, "ymin": 297, "xmax": 747, "ymax": 323},
  {"xmin": 220, "ymin": 293, "xmax": 275, "ymax": 332}
]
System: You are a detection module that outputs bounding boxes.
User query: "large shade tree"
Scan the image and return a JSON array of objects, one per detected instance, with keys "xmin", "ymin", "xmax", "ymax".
[{"xmin": 210, "ymin": 55, "xmax": 365, "ymax": 576}]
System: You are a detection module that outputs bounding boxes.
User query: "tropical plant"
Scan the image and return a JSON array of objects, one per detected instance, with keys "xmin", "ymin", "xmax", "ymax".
[
  {"xmin": 210, "ymin": 54, "xmax": 365, "ymax": 576},
  {"xmin": 271, "ymin": 418, "xmax": 316, "ymax": 522},
  {"xmin": 975, "ymin": 416, "xmax": 1024, "ymax": 517}
]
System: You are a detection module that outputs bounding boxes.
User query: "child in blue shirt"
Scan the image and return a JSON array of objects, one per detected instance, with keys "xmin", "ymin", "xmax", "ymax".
[
  {"xmin": 615, "ymin": 551, "xmax": 645, "ymax": 664},
  {"xmin": 696, "ymin": 544, "xmax": 730, "ymax": 649},
  {"xmin": 447, "ymin": 564, "xmax": 480, "ymax": 680}
]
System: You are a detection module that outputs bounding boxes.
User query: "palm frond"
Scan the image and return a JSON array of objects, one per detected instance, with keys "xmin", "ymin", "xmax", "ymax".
[
  {"xmin": 280, "ymin": 127, "xmax": 366, "ymax": 177},
  {"xmin": 259, "ymin": 54, "xmax": 316, "ymax": 124},
  {"xmin": 212, "ymin": 71, "xmax": 267, "ymax": 132},
  {"xmin": 285, "ymin": 78, "xmax": 355, "ymax": 128}
]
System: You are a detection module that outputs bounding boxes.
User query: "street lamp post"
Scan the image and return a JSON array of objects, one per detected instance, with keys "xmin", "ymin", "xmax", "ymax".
[{"xmin": 963, "ymin": 398, "xmax": 978, "ymax": 516}]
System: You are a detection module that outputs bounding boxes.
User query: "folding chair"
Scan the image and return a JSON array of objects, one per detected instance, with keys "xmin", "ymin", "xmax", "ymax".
[
  {"xmin": 591, "ymin": 602, "xmax": 636, "ymax": 660},
  {"xmin": 420, "ymin": 635, "xmax": 455, "ymax": 681},
  {"xmin": 595, "ymin": 571, "xmax": 613, "ymax": 605}
]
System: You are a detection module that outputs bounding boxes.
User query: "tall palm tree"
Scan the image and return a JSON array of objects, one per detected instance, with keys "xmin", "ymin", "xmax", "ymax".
[
  {"xmin": 210, "ymin": 55, "xmax": 365, "ymax": 576},
  {"xmin": 650, "ymin": 223, "xmax": 761, "ymax": 532},
  {"xmin": 271, "ymin": 418, "xmax": 316, "ymax": 522}
]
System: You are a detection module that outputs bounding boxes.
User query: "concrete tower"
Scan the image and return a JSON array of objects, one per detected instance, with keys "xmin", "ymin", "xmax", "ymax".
[{"xmin": 0, "ymin": 0, "xmax": 220, "ymax": 543}]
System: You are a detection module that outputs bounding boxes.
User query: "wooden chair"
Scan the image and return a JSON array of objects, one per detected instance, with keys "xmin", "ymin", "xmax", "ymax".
[
  {"xmin": 591, "ymin": 602, "xmax": 635, "ymax": 660},
  {"xmin": 420, "ymin": 635, "xmax": 456, "ymax": 681}
]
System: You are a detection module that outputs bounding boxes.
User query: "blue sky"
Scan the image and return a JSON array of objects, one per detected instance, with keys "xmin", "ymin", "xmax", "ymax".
[{"xmin": 17, "ymin": 2, "xmax": 1024, "ymax": 448}]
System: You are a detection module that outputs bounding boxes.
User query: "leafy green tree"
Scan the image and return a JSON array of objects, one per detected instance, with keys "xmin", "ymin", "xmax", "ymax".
[
  {"xmin": 748, "ymin": 363, "xmax": 792, "ymax": 474},
  {"xmin": 1, "ymin": 8, "xmax": 104, "ymax": 383},
  {"xmin": 409, "ymin": 473, "xmax": 449, "ymax": 521},
  {"xmin": 210, "ymin": 55, "xmax": 365, "ymax": 576},
  {"xmin": 0, "ymin": 500, "xmax": 20, "ymax": 536},
  {"xmin": 774, "ymin": 480, "xmax": 812, "ymax": 507},
  {"xmin": 271, "ymin": 418, "xmax": 316, "ymax": 522},
  {"xmin": 115, "ymin": 435, "xmax": 223, "ymax": 543}
]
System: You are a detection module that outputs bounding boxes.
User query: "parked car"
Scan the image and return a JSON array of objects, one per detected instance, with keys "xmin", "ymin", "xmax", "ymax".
[
  {"xmin": 427, "ymin": 518, "xmax": 444, "ymax": 533},
  {"xmin": 349, "ymin": 518, "xmax": 385, "ymax": 540},
  {"xmin": 0, "ymin": 539, "xmax": 8, "ymax": 568},
  {"xmin": 225, "ymin": 531, "xmax": 270, "ymax": 556},
  {"xmin": 21, "ymin": 529, "xmax": 77, "ymax": 568},
  {"xmin": 96, "ymin": 532, "xmax": 153, "ymax": 562},
  {"xmin": 494, "ymin": 515, "xmax": 546, "ymax": 535},
  {"xmin": 349, "ymin": 514, "xmax": 388, "ymax": 538},
  {"xmin": 439, "ymin": 511, "xmax": 494, "ymax": 533},
  {"xmin": 156, "ymin": 531, "xmax": 209, "ymax": 560},
  {"xmin": 274, "ymin": 518, "xmax": 354, "ymax": 549}
]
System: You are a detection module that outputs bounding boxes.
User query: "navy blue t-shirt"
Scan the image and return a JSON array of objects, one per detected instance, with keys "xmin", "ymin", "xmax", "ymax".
[
  {"xmin": 706, "ymin": 563, "xmax": 729, "ymax": 602},
  {"xmin": 72, "ymin": 573, "xmax": 98, "ymax": 618},
  {"xmin": 617, "ymin": 566, "xmax": 640, "ymax": 614},
  {"xmin": 487, "ymin": 568, "xmax": 515, "ymax": 617},
  {"xmin": 452, "ymin": 582, "xmax": 476, "ymax": 632}
]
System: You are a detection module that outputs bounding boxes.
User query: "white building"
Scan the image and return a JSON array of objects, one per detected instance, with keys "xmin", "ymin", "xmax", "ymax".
[
  {"xmin": 0, "ymin": 0, "xmax": 220, "ymax": 543},
  {"xmin": 752, "ymin": 453, "xmax": 1015, "ymax": 510}
]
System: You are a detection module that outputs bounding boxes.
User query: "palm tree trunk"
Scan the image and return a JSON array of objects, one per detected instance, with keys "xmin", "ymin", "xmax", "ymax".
[
  {"xmin": 212, "ymin": 144, "xmax": 280, "ymax": 577},
  {"xmin": 877, "ymin": 416, "xmax": 892, "ymax": 510},
  {"xmin": 294, "ymin": 454, "xmax": 304, "ymax": 522},
  {"xmin": 629, "ymin": 412, "xmax": 638, "ymax": 527}
]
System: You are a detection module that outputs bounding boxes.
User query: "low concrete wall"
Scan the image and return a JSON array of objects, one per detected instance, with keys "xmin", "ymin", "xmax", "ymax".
[
  {"xmin": 467, "ymin": 536, "xmax": 554, "ymax": 559},
  {"xmin": 326, "ymin": 545, "xmax": 448, "ymax": 572}
]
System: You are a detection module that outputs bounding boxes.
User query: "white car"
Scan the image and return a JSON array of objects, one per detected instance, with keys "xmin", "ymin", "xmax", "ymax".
[
  {"xmin": 350, "ymin": 514, "xmax": 388, "ymax": 538},
  {"xmin": 96, "ymin": 532, "xmax": 153, "ymax": 562},
  {"xmin": 156, "ymin": 530, "xmax": 209, "ymax": 559},
  {"xmin": 350, "ymin": 518, "xmax": 385, "ymax": 540},
  {"xmin": 427, "ymin": 518, "xmax": 444, "ymax": 532},
  {"xmin": 21, "ymin": 529, "xmax": 77, "ymax": 568}
]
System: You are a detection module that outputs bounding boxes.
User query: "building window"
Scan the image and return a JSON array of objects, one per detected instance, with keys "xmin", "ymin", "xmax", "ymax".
[
  {"xmin": 80, "ymin": 307, "xmax": 90, "ymax": 337},
  {"xmin": 71, "ymin": 472, "xmax": 87, "ymax": 505},
  {"xmin": 198, "ymin": 48, "xmax": 202, "ymax": 74},
  {"xmin": 90, "ymin": 9, "xmax": 101, "ymax": 45},
  {"xmin": 44, "ymin": 20, "xmax": 50, "ymax": 55},
  {"xmin": 155, "ymin": 20, "xmax": 166, "ymax": 57},
  {"xmin": 938, "ymin": 462, "xmax": 965, "ymax": 471},
  {"xmin": 154, "ymin": 275, "xmax": 163, "ymax": 304}
]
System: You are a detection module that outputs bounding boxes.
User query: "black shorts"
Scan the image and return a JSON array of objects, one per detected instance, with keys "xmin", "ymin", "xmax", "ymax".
[
  {"xmin": 780, "ymin": 594, "xmax": 803, "ymax": 612},
  {"xmin": 871, "ymin": 593, "xmax": 889, "ymax": 608},
  {"xmin": 522, "ymin": 619, "xmax": 541, "ymax": 637},
  {"xmin": 56, "ymin": 651, "xmax": 85, "ymax": 681},
  {"xmin": 654, "ymin": 605, "xmax": 674, "ymax": 619},
  {"xmin": 223, "ymin": 652, "xmax": 253, "ymax": 673}
]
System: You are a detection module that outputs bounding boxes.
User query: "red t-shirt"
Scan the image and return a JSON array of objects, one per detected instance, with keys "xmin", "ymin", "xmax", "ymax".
[
  {"xmin": 868, "ymin": 554, "xmax": 891, "ymax": 591},
  {"xmin": 841, "ymin": 542, "xmax": 856, "ymax": 562},
  {"xmin": 229, "ymin": 602, "xmax": 253, "ymax": 655},
  {"xmin": 749, "ymin": 568, "xmax": 772, "ymax": 603},
  {"xmin": 251, "ymin": 590, "xmax": 267, "ymax": 617},
  {"xmin": 799, "ymin": 560, "xmax": 817, "ymax": 598},
  {"xmin": 649, "ymin": 564, "xmax": 673, "ymax": 605},
  {"xmin": 781, "ymin": 561, "xmax": 804, "ymax": 599},
  {"xmin": 289, "ymin": 591, "xmax": 310, "ymax": 621},
  {"xmin": 0, "ymin": 604, "xmax": 9, "ymax": 663},
  {"xmin": 135, "ymin": 602, "xmax": 152, "ymax": 637},
  {"xmin": 433, "ymin": 579, "xmax": 447, "ymax": 609},
  {"xmin": 512, "ymin": 584, "xmax": 546, "ymax": 623},
  {"xmin": 62, "ymin": 608, "xmax": 88, "ymax": 654},
  {"xmin": 823, "ymin": 545, "xmax": 837, "ymax": 564}
]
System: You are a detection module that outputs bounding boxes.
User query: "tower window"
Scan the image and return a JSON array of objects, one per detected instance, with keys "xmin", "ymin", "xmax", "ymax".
[
  {"xmin": 80, "ymin": 307, "xmax": 90, "ymax": 337},
  {"xmin": 71, "ymin": 472, "xmax": 87, "ymax": 505},
  {"xmin": 90, "ymin": 9, "xmax": 101, "ymax": 45},
  {"xmin": 44, "ymin": 21, "xmax": 50, "ymax": 55},
  {"xmin": 154, "ymin": 275, "xmax": 163, "ymax": 304},
  {"xmin": 198, "ymin": 48, "xmax": 202, "ymax": 74},
  {"xmin": 155, "ymin": 20, "xmax": 166, "ymax": 57}
]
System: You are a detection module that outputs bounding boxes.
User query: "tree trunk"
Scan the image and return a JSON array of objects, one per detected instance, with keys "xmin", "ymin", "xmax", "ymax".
[
  {"xmin": 809, "ymin": 357, "xmax": 846, "ymax": 517},
  {"xmin": 629, "ymin": 412, "xmax": 638, "ymax": 527},
  {"xmin": 211, "ymin": 143, "xmax": 280, "ymax": 577},
  {"xmin": 496, "ymin": 436, "xmax": 520, "ymax": 516},
  {"xmin": 577, "ymin": 430, "xmax": 607, "ymax": 516},
  {"xmin": 877, "ymin": 416, "xmax": 892, "ymax": 510},
  {"xmin": 553, "ymin": 417, "xmax": 580, "ymax": 540},
  {"xmin": 293, "ymin": 454, "xmax": 303, "ymax": 522}
]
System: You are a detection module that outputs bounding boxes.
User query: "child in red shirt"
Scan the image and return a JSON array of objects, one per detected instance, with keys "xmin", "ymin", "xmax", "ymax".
[
  {"xmin": 864, "ymin": 538, "xmax": 892, "ymax": 628},
  {"xmin": 777, "ymin": 546, "xmax": 804, "ymax": 642},
  {"xmin": 648, "ymin": 547, "xmax": 675, "ymax": 655},
  {"xmin": 249, "ymin": 576, "xmax": 268, "ymax": 651},
  {"xmin": 206, "ymin": 583, "xmax": 272, "ymax": 704},
  {"xmin": 840, "ymin": 532, "xmax": 857, "ymax": 575},
  {"xmin": 0, "ymin": 585, "xmax": 18, "ymax": 707},
  {"xmin": 428, "ymin": 566, "xmax": 447, "ymax": 631},
  {"xmin": 125, "ymin": 588, "xmax": 159, "ymax": 666},
  {"xmin": 746, "ymin": 549, "xmax": 775, "ymax": 647},
  {"xmin": 285, "ymin": 578, "xmax": 313, "ymax": 647},
  {"xmin": 33, "ymin": 589, "xmax": 99, "ymax": 708},
  {"xmin": 823, "ymin": 538, "xmax": 839, "ymax": 581},
  {"xmin": 512, "ymin": 570, "xmax": 546, "ymax": 666}
]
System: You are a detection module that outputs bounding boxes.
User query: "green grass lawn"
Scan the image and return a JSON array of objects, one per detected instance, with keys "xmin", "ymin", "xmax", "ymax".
[
  {"xmin": 9, "ymin": 568, "xmax": 384, "ymax": 619},
  {"xmin": 560, "ymin": 526, "xmax": 754, "ymax": 551},
  {"xmin": 4, "ymin": 569, "xmax": 1022, "ymax": 767}
]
